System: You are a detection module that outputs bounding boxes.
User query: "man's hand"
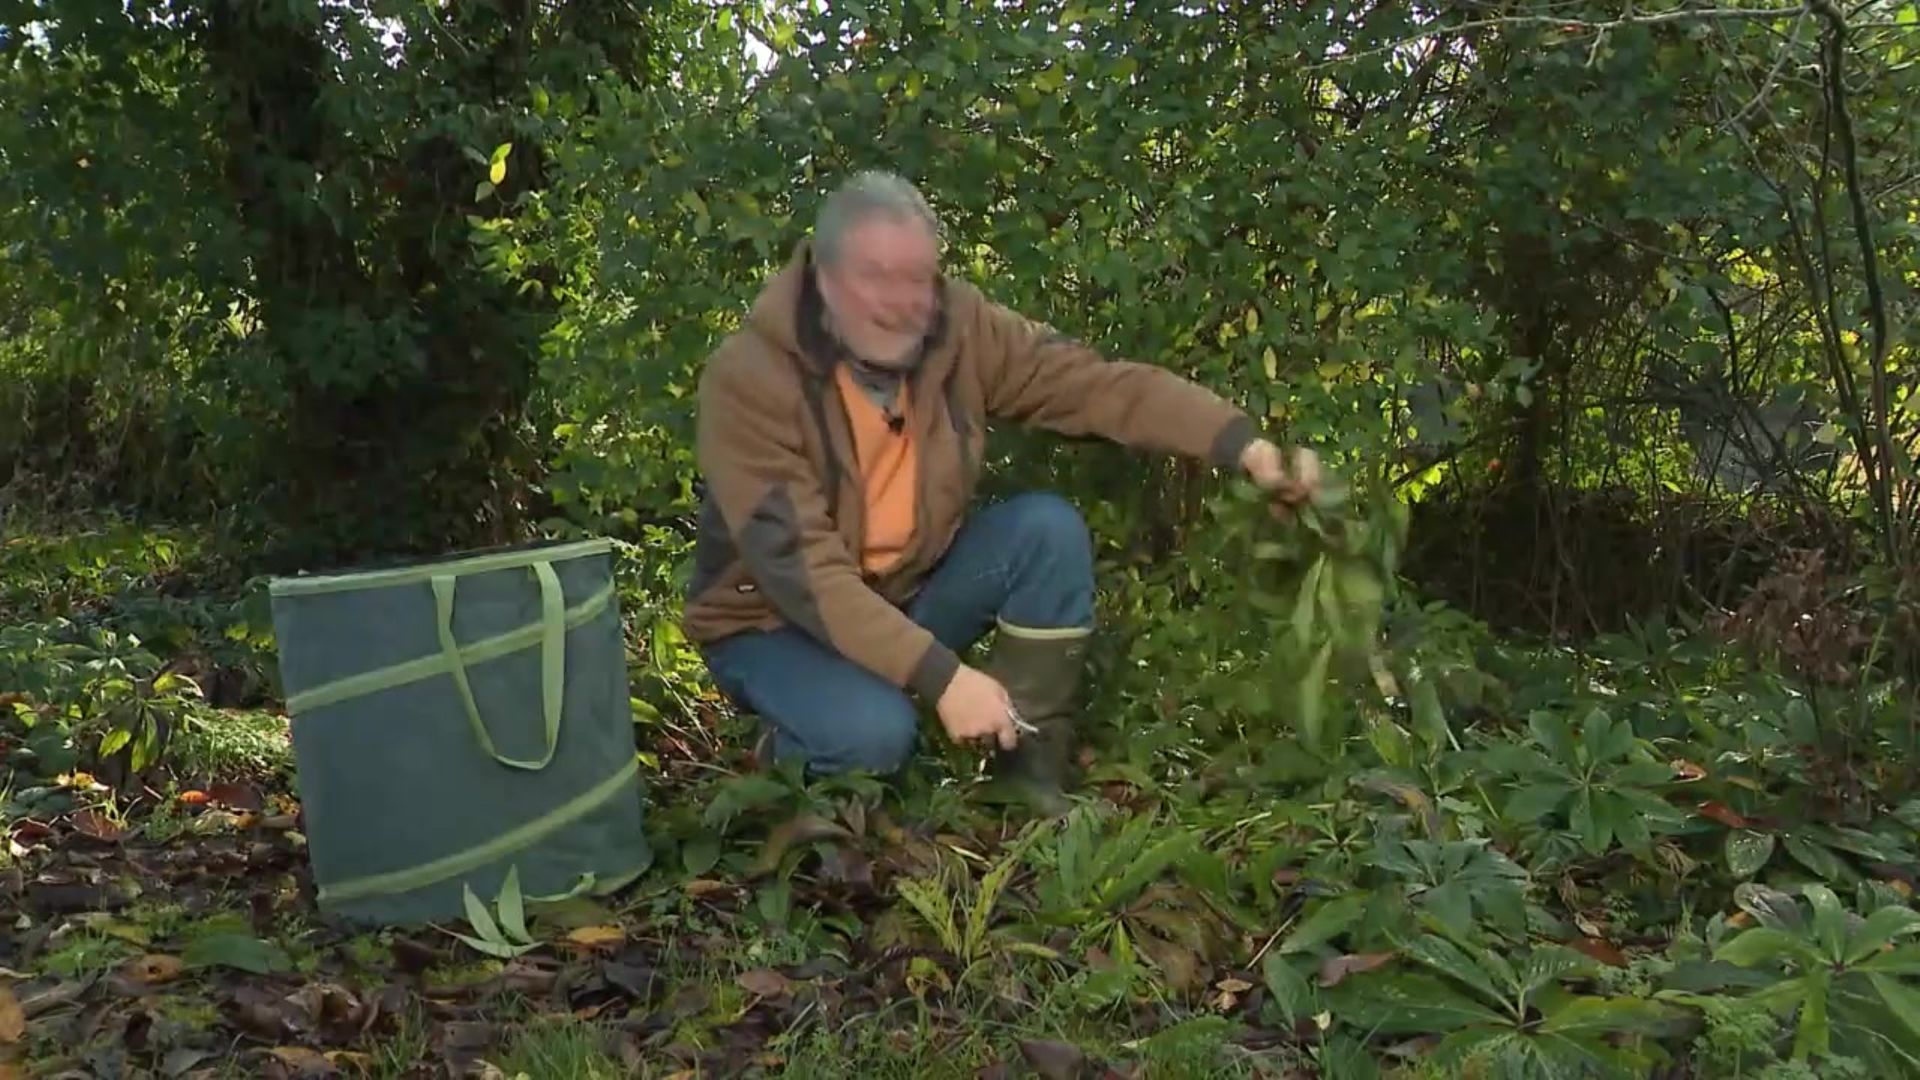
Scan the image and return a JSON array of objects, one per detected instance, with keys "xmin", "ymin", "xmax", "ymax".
[
  {"xmin": 936, "ymin": 664, "xmax": 1019, "ymax": 751},
  {"xmin": 1239, "ymin": 438, "xmax": 1321, "ymax": 515}
]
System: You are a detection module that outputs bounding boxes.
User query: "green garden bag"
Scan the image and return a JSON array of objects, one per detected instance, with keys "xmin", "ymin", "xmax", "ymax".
[{"xmin": 268, "ymin": 538, "xmax": 651, "ymax": 926}]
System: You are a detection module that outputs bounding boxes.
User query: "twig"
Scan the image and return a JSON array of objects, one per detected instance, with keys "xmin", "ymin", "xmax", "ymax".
[
  {"xmin": 1302, "ymin": 4, "xmax": 1808, "ymax": 70},
  {"xmin": 1724, "ymin": 3, "xmax": 1814, "ymax": 128}
]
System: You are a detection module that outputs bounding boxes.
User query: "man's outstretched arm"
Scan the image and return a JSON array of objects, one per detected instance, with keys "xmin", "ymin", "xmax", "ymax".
[{"xmin": 966, "ymin": 291, "xmax": 1319, "ymax": 501}]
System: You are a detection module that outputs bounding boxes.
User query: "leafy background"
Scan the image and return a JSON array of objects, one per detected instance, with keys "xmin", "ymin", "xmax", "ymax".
[{"xmin": 2, "ymin": 1, "xmax": 1919, "ymax": 1077}]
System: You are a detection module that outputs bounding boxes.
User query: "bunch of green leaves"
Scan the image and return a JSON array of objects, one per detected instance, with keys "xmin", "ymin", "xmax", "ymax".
[
  {"xmin": 1667, "ymin": 882, "xmax": 1920, "ymax": 1072},
  {"xmin": 1479, "ymin": 706, "xmax": 1687, "ymax": 862},
  {"xmin": 1206, "ymin": 473, "xmax": 1411, "ymax": 754},
  {"xmin": 1333, "ymin": 931, "xmax": 1687, "ymax": 1078}
]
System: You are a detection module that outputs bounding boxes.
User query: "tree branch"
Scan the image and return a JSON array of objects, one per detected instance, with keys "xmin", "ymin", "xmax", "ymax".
[
  {"xmin": 1303, "ymin": 4, "xmax": 1808, "ymax": 70},
  {"xmin": 1811, "ymin": 0, "xmax": 1902, "ymax": 567}
]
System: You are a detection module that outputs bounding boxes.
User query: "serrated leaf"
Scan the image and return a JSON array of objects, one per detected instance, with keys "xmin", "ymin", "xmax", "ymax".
[
  {"xmin": 1406, "ymin": 934, "xmax": 1504, "ymax": 1006},
  {"xmin": 1504, "ymin": 782, "xmax": 1574, "ymax": 823},
  {"xmin": 1529, "ymin": 710, "xmax": 1578, "ymax": 764},
  {"xmin": 1338, "ymin": 971, "xmax": 1507, "ymax": 1033},
  {"xmin": 1280, "ymin": 893, "xmax": 1367, "ymax": 955}
]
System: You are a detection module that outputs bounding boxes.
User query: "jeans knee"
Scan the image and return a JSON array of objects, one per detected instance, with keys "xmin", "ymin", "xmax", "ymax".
[
  {"xmin": 1006, "ymin": 491, "xmax": 1092, "ymax": 564},
  {"xmin": 821, "ymin": 700, "xmax": 919, "ymax": 776}
]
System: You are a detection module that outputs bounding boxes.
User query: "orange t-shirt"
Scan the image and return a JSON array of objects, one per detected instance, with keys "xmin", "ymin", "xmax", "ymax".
[{"xmin": 832, "ymin": 364, "xmax": 918, "ymax": 575}]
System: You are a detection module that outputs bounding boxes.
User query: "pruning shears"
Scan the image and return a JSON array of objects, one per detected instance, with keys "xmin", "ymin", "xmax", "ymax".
[{"xmin": 1007, "ymin": 704, "xmax": 1039, "ymax": 736}]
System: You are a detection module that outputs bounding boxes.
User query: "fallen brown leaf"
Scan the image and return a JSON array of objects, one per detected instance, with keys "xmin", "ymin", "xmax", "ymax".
[
  {"xmin": 1569, "ymin": 937, "xmax": 1629, "ymax": 968},
  {"xmin": 70, "ymin": 809, "xmax": 125, "ymax": 843},
  {"xmin": 266, "ymin": 1045, "xmax": 339, "ymax": 1078},
  {"xmin": 1019, "ymin": 1038, "xmax": 1088, "ymax": 1080},
  {"xmin": 735, "ymin": 968, "xmax": 792, "ymax": 998},
  {"xmin": 1317, "ymin": 952, "xmax": 1394, "ymax": 987},
  {"xmin": 124, "ymin": 954, "xmax": 187, "ymax": 985},
  {"xmin": 207, "ymin": 783, "xmax": 264, "ymax": 811},
  {"xmin": 0, "ymin": 984, "xmax": 23, "ymax": 1043},
  {"xmin": 1697, "ymin": 801, "xmax": 1754, "ymax": 829}
]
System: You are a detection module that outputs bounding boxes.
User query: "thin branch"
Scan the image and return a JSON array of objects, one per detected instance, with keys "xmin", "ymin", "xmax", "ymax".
[
  {"xmin": 1812, "ymin": 0, "xmax": 1902, "ymax": 566},
  {"xmin": 1304, "ymin": 4, "xmax": 1808, "ymax": 70},
  {"xmin": 1723, "ymin": 3, "xmax": 1813, "ymax": 128}
]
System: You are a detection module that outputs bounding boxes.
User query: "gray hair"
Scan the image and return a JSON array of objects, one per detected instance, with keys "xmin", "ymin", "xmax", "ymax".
[{"xmin": 814, "ymin": 170, "xmax": 940, "ymax": 265}]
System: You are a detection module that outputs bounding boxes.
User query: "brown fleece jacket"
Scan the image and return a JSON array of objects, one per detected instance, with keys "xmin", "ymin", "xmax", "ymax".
[{"xmin": 682, "ymin": 239, "xmax": 1260, "ymax": 701}]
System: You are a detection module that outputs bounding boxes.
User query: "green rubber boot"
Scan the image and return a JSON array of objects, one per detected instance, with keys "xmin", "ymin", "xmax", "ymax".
[{"xmin": 979, "ymin": 620, "xmax": 1091, "ymax": 817}]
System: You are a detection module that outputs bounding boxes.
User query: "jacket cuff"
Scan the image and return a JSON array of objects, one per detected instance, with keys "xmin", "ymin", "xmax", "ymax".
[
  {"xmin": 906, "ymin": 639, "xmax": 962, "ymax": 702},
  {"xmin": 1207, "ymin": 413, "xmax": 1260, "ymax": 470}
]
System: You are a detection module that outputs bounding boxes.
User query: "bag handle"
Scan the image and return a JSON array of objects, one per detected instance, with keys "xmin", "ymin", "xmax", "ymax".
[{"xmin": 433, "ymin": 559, "xmax": 566, "ymax": 770}]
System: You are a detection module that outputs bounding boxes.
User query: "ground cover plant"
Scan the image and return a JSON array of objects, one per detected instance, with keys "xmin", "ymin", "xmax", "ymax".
[{"xmin": 4, "ymin": 1, "xmax": 1919, "ymax": 1077}]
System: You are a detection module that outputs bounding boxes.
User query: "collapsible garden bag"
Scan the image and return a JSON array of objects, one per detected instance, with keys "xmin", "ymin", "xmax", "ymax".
[{"xmin": 268, "ymin": 538, "xmax": 651, "ymax": 926}]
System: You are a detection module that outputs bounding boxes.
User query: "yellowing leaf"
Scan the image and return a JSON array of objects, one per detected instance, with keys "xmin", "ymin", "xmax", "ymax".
[{"xmin": 565, "ymin": 925, "xmax": 626, "ymax": 951}]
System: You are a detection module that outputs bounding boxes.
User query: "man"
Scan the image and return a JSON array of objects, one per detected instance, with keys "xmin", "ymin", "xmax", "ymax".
[{"xmin": 682, "ymin": 171, "xmax": 1320, "ymax": 811}]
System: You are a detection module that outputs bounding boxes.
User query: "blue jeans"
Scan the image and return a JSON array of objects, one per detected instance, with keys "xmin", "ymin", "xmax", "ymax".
[{"xmin": 701, "ymin": 491, "xmax": 1095, "ymax": 776}]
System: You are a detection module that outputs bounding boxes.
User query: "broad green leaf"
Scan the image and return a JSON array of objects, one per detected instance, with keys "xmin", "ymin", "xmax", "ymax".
[
  {"xmin": 1280, "ymin": 893, "xmax": 1367, "ymax": 955},
  {"xmin": 1847, "ymin": 906, "xmax": 1920, "ymax": 964},
  {"xmin": 1715, "ymin": 927, "xmax": 1824, "ymax": 969},
  {"xmin": 1407, "ymin": 934, "xmax": 1506, "ymax": 1007},
  {"xmin": 1541, "ymin": 995, "xmax": 1686, "ymax": 1036},
  {"xmin": 1338, "ymin": 971, "xmax": 1508, "ymax": 1034},
  {"xmin": 1609, "ymin": 760, "xmax": 1674, "ymax": 787},
  {"xmin": 1868, "ymin": 972, "xmax": 1920, "ymax": 1043},
  {"xmin": 1421, "ymin": 881, "xmax": 1475, "ymax": 937},
  {"xmin": 1580, "ymin": 708, "xmax": 1631, "ymax": 764},
  {"xmin": 1571, "ymin": 790, "xmax": 1611, "ymax": 855},
  {"xmin": 1503, "ymin": 782, "xmax": 1574, "ymax": 823},
  {"xmin": 1262, "ymin": 952, "xmax": 1315, "ymax": 1024},
  {"xmin": 1792, "ymin": 969, "xmax": 1831, "ymax": 1061},
  {"xmin": 1783, "ymin": 834, "xmax": 1850, "ymax": 883},
  {"xmin": 96, "ymin": 727, "xmax": 132, "ymax": 757},
  {"xmin": 1528, "ymin": 711, "xmax": 1578, "ymax": 766},
  {"xmin": 182, "ymin": 932, "xmax": 291, "ymax": 974},
  {"xmin": 1803, "ymin": 884, "xmax": 1847, "ymax": 962},
  {"xmin": 681, "ymin": 835, "xmax": 721, "ymax": 877},
  {"xmin": 1726, "ymin": 829, "xmax": 1776, "ymax": 879},
  {"xmin": 1861, "ymin": 943, "xmax": 1920, "ymax": 976}
]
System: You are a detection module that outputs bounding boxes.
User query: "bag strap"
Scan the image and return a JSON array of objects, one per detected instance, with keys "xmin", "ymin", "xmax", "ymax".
[{"xmin": 433, "ymin": 560, "xmax": 566, "ymax": 770}]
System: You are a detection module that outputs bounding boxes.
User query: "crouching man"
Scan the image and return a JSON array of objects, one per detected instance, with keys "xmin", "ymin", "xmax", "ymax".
[{"xmin": 681, "ymin": 170, "xmax": 1320, "ymax": 813}]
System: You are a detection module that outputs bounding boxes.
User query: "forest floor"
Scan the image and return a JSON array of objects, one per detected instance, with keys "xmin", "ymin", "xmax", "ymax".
[{"xmin": 5, "ymin": 509, "xmax": 1918, "ymax": 1080}]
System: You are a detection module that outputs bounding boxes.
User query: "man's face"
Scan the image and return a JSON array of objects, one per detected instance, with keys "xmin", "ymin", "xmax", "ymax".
[{"xmin": 816, "ymin": 215, "xmax": 939, "ymax": 369}]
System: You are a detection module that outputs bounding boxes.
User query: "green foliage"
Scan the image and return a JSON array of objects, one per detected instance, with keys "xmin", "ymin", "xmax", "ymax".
[{"xmin": 5, "ymin": 1, "xmax": 1920, "ymax": 1076}]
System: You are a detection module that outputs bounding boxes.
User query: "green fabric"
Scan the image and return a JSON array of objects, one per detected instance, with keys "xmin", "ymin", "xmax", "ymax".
[{"xmin": 269, "ymin": 538, "xmax": 651, "ymax": 926}]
